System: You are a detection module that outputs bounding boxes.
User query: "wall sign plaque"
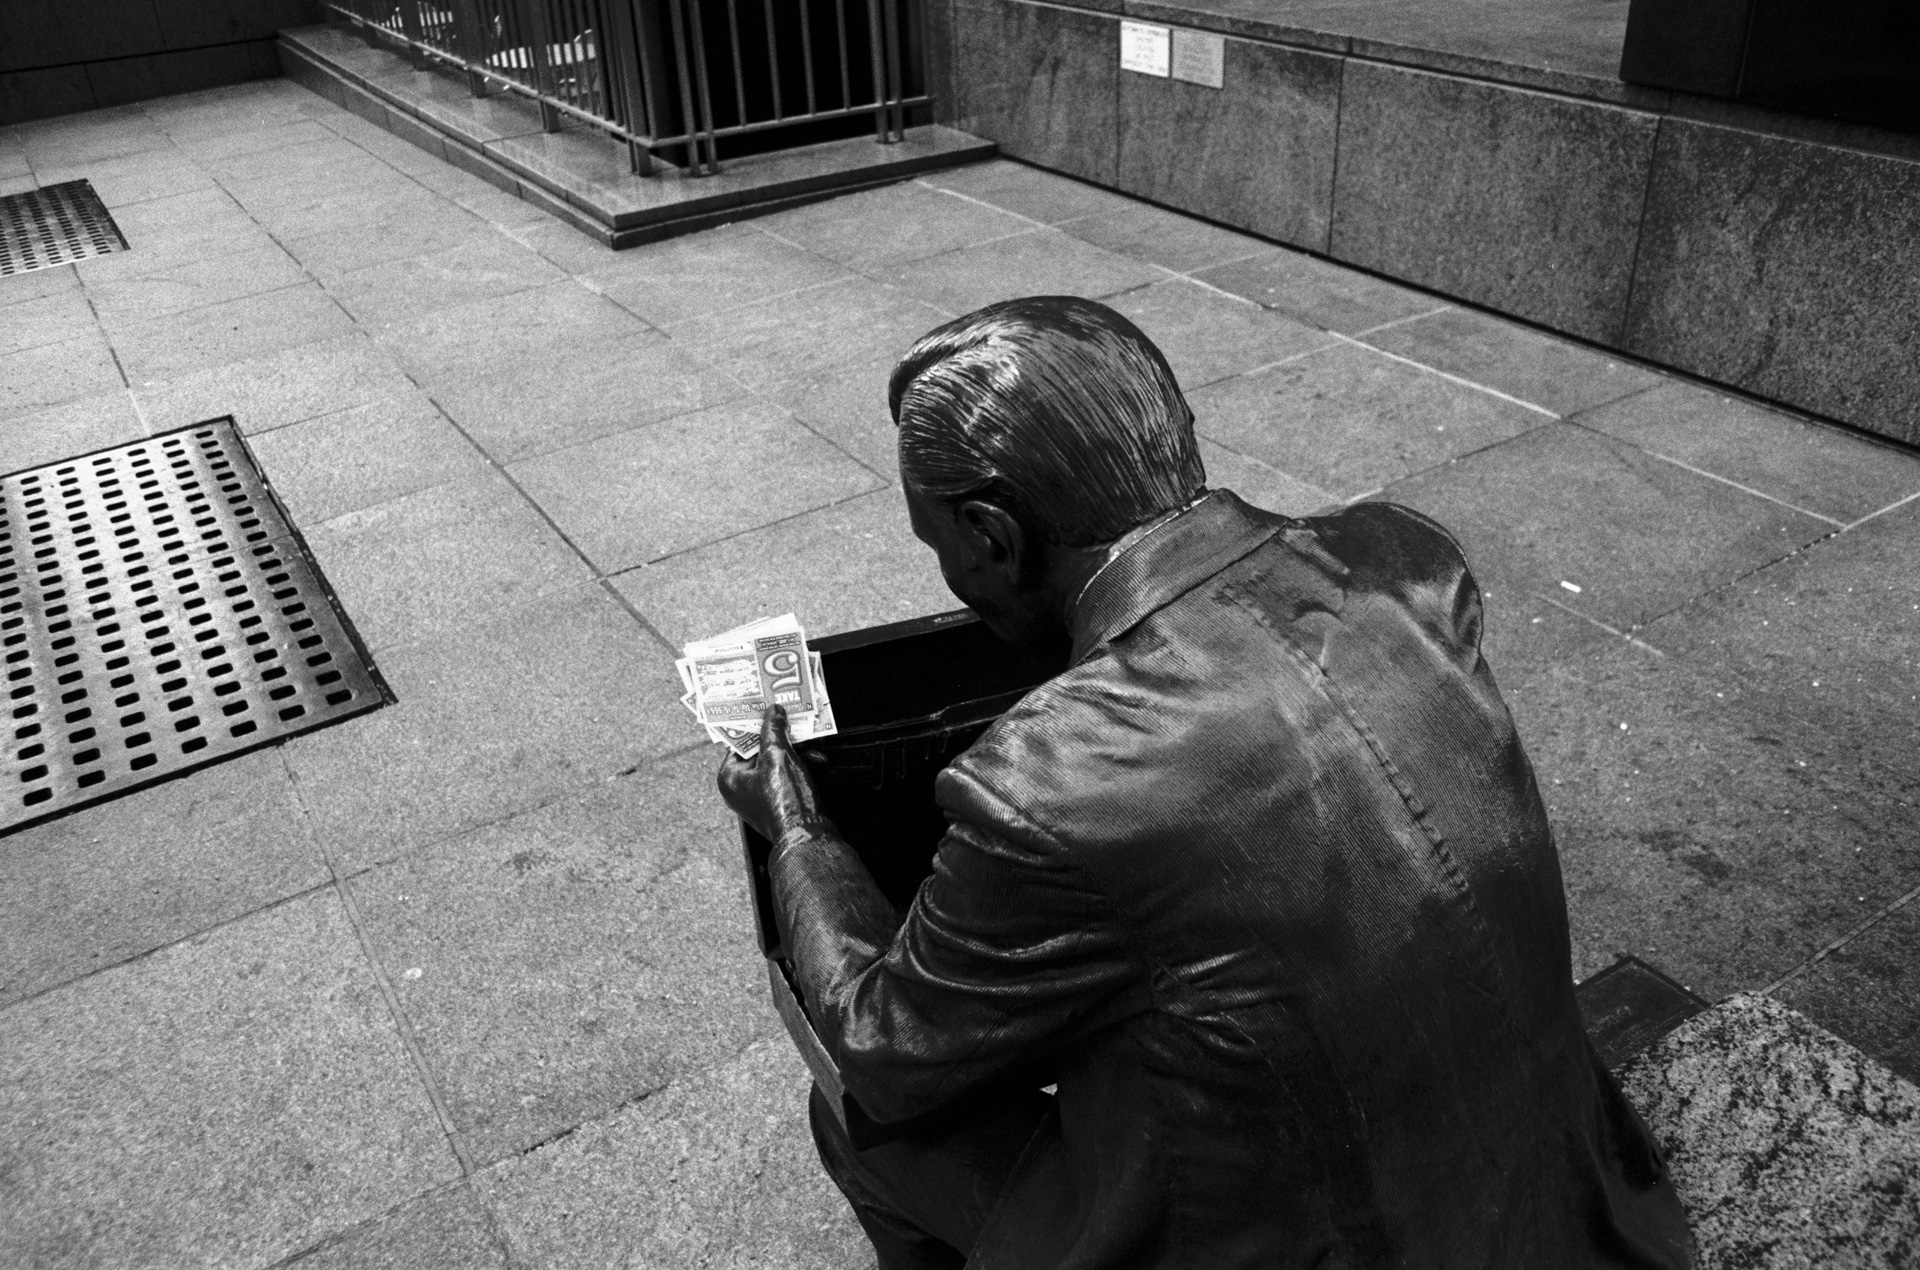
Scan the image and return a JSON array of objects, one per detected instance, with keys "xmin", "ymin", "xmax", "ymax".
[
  {"xmin": 1171, "ymin": 29, "xmax": 1225, "ymax": 88},
  {"xmin": 1119, "ymin": 20, "xmax": 1171, "ymax": 77}
]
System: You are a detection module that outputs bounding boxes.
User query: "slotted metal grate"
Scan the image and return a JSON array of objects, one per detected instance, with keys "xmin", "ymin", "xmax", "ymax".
[
  {"xmin": 1, "ymin": 419, "xmax": 390, "ymax": 834},
  {"xmin": 0, "ymin": 179, "xmax": 128, "ymax": 277}
]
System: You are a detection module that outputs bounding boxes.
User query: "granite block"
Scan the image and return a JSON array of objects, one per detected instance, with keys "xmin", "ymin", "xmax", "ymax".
[
  {"xmin": 509, "ymin": 398, "xmax": 883, "ymax": 571},
  {"xmin": 169, "ymin": 116, "xmax": 335, "ymax": 161},
  {"xmin": 345, "ymin": 750, "xmax": 783, "ymax": 1163},
  {"xmin": 269, "ymin": 1183, "xmax": 508, "ymax": 1270},
  {"xmin": 754, "ymin": 180, "xmax": 1032, "ymax": 270},
  {"xmin": 0, "ymin": 330, "xmax": 127, "ymax": 424},
  {"xmin": 281, "ymin": 584, "xmax": 686, "ymax": 870},
  {"xmin": 0, "ymin": 264, "xmax": 80, "ymax": 311},
  {"xmin": 1106, "ymin": 278, "xmax": 1334, "ymax": 392},
  {"xmin": 476, "ymin": 1038, "xmax": 870, "ymax": 1269},
  {"xmin": 1366, "ymin": 306, "xmax": 1664, "ymax": 418},
  {"xmin": 302, "ymin": 470, "xmax": 593, "ymax": 652},
  {"xmin": 613, "ymin": 488, "xmax": 960, "ymax": 645},
  {"xmin": 1330, "ymin": 61, "xmax": 1659, "ymax": 344},
  {"xmin": 668, "ymin": 276, "xmax": 952, "ymax": 392},
  {"xmin": 0, "ymin": 389, "xmax": 143, "ymax": 475},
  {"xmin": 0, "ymin": 890, "xmax": 457, "ymax": 1270},
  {"xmin": 108, "ymin": 280, "xmax": 360, "ymax": 386},
  {"xmin": 758, "ymin": 347, "xmax": 908, "ymax": 480},
  {"xmin": 918, "ymin": 158, "xmax": 1138, "ymax": 224},
  {"xmin": 82, "ymin": 42, "xmax": 269, "ymax": 111},
  {"xmin": 1378, "ymin": 422, "xmax": 1834, "ymax": 630},
  {"xmin": 246, "ymin": 391, "xmax": 493, "ymax": 526},
  {"xmin": 71, "ymin": 186, "xmax": 268, "ymax": 283},
  {"xmin": 1576, "ymin": 380, "xmax": 1920, "ymax": 525},
  {"xmin": 1061, "ymin": 198, "xmax": 1270, "ymax": 274},
  {"xmin": 0, "ymin": 749, "xmax": 318, "ymax": 1007},
  {"xmin": 1642, "ymin": 497, "xmax": 1920, "ymax": 788},
  {"xmin": 1492, "ymin": 635, "xmax": 1920, "ymax": 994},
  {"xmin": 1117, "ymin": 37, "xmax": 1339, "ymax": 252},
  {"xmin": 133, "ymin": 330, "xmax": 418, "ymax": 435},
  {"xmin": 14, "ymin": 103, "xmax": 173, "ymax": 167},
  {"xmin": 877, "ymin": 225, "xmax": 1163, "ymax": 317},
  {"xmin": 86, "ymin": 242, "xmax": 313, "ymax": 329},
  {"xmin": 27, "ymin": 143, "xmax": 216, "ymax": 208},
  {"xmin": 0, "ymin": 286, "xmax": 97, "ymax": 357},
  {"xmin": 1193, "ymin": 248, "xmax": 1443, "ymax": 335},
  {"xmin": 1199, "ymin": 437, "xmax": 1337, "ymax": 517},
  {"xmin": 280, "ymin": 191, "xmax": 495, "ymax": 279},
  {"xmin": 0, "ymin": 66, "xmax": 96, "ymax": 126},
  {"xmin": 1622, "ymin": 119, "xmax": 1920, "ymax": 445},
  {"xmin": 1190, "ymin": 340, "xmax": 1543, "ymax": 500},
  {"xmin": 324, "ymin": 232, "xmax": 569, "ymax": 329},
  {"xmin": 1618, "ymin": 994, "xmax": 1920, "ymax": 1269},
  {"xmin": 946, "ymin": 0, "xmax": 1118, "ymax": 185},
  {"xmin": 583, "ymin": 224, "xmax": 852, "ymax": 329},
  {"xmin": 1778, "ymin": 903, "xmax": 1920, "ymax": 1086}
]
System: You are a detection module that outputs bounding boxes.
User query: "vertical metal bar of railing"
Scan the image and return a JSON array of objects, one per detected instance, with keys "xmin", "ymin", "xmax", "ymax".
[
  {"xmin": 396, "ymin": 0, "xmax": 431, "ymax": 67},
  {"xmin": 603, "ymin": 0, "xmax": 657, "ymax": 172},
  {"xmin": 882, "ymin": 0, "xmax": 903, "ymax": 139},
  {"xmin": 522, "ymin": 1, "xmax": 565, "ymax": 130},
  {"xmin": 834, "ymin": 0, "xmax": 850, "ymax": 110},
  {"xmin": 665, "ymin": 0, "xmax": 717, "ymax": 172},
  {"xmin": 864, "ymin": 0, "xmax": 887, "ymax": 141},
  {"xmin": 449, "ymin": 0, "xmax": 493, "ymax": 94},
  {"xmin": 763, "ymin": 0, "xmax": 782, "ymax": 122},
  {"xmin": 798, "ymin": 0, "xmax": 816, "ymax": 115},
  {"xmin": 723, "ymin": 0, "xmax": 748, "ymax": 128},
  {"xmin": 687, "ymin": 0, "xmax": 720, "ymax": 167}
]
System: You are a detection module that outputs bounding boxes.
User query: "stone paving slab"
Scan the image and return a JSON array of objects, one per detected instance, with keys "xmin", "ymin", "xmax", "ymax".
[
  {"xmin": 0, "ymin": 889, "xmax": 457, "ymax": 1270},
  {"xmin": 1777, "ymin": 899, "xmax": 1920, "ymax": 1085}
]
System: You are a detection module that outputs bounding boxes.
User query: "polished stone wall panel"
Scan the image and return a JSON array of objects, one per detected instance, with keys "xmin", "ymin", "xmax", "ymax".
[
  {"xmin": 1117, "ymin": 38, "xmax": 1340, "ymax": 252},
  {"xmin": 1329, "ymin": 61, "xmax": 1658, "ymax": 344},
  {"xmin": 944, "ymin": 0, "xmax": 1118, "ymax": 185},
  {"xmin": 1623, "ymin": 119, "xmax": 1920, "ymax": 445}
]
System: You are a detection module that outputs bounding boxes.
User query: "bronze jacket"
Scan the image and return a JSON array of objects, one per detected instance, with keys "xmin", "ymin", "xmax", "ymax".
[{"xmin": 771, "ymin": 490, "xmax": 1693, "ymax": 1269}]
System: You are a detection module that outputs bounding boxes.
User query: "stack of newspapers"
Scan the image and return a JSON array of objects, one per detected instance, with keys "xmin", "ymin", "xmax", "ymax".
[{"xmin": 677, "ymin": 613, "xmax": 837, "ymax": 759}]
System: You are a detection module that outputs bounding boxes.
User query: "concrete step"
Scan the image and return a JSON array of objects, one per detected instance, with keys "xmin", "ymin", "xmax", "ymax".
[{"xmin": 275, "ymin": 24, "xmax": 996, "ymax": 249}]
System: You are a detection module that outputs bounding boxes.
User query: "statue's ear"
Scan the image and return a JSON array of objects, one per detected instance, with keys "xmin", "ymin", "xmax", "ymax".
[{"xmin": 957, "ymin": 498, "xmax": 1026, "ymax": 574}]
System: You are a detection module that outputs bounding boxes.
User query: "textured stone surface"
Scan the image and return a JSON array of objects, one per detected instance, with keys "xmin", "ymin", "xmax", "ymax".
[
  {"xmin": 943, "ymin": 0, "xmax": 1118, "ymax": 185},
  {"xmin": 0, "ymin": 750, "xmax": 319, "ymax": 1008},
  {"xmin": 1330, "ymin": 61, "xmax": 1659, "ymax": 344},
  {"xmin": 134, "ymin": 330, "xmax": 419, "ymax": 435},
  {"xmin": 669, "ymin": 277, "xmax": 950, "ymax": 392},
  {"xmin": 109, "ymin": 280, "xmax": 359, "ymax": 386},
  {"xmin": 1381, "ymin": 423, "xmax": 1834, "ymax": 630},
  {"xmin": 347, "ymin": 751, "xmax": 780, "ymax": 1164},
  {"xmin": 268, "ymin": 1183, "xmax": 509, "ymax": 1270},
  {"xmin": 0, "ymin": 389, "xmax": 145, "ymax": 475},
  {"xmin": 477, "ymin": 1039, "xmax": 871, "ymax": 1269},
  {"xmin": 508, "ymin": 399, "xmax": 882, "ymax": 571},
  {"xmin": 1576, "ymin": 380, "xmax": 1920, "ymax": 525},
  {"xmin": 1117, "ymin": 37, "xmax": 1341, "ymax": 252},
  {"xmin": 247, "ymin": 390, "xmax": 492, "ymax": 525},
  {"xmin": 754, "ymin": 181, "xmax": 1032, "ymax": 271},
  {"xmin": 612, "ymin": 488, "xmax": 961, "ymax": 645},
  {"xmin": 878, "ymin": 226, "xmax": 1162, "ymax": 318},
  {"xmin": 1778, "ymin": 903, "xmax": 1920, "ymax": 1086},
  {"xmin": 582, "ymin": 226, "xmax": 851, "ymax": 329},
  {"xmin": 919, "ymin": 158, "xmax": 1137, "ymax": 225},
  {"xmin": 1623, "ymin": 119, "xmax": 1920, "ymax": 445},
  {"xmin": 1619, "ymin": 994, "xmax": 1920, "ymax": 1269},
  {"xmin": 283, "ymin": 585, "xmax": 686, "ymax": 870},
  {"xmin": 1191, "ymin": 340, "xmax": 1545, "ymax": 499},
  {"xmin": 1106, "ymin": 279, "xmax": 1334, "ymax": 391},
  {"xmin": 1193, "ymin": 249, "xmax": 1444, "ymax": 335},
  {"xmin": 0, "ymin": 891, "xmax": 457, "ymax": 1270},
  {"xmin": 1060, "ymin": 198, "xmax": 1269, "ymax": 274},
  {"xmin": 1365, "ymin": 305, "xmax": 1663, "ymax": 418}
]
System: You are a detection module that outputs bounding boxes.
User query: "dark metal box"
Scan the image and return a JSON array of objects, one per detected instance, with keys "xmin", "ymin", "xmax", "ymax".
[{"xmin": 737, "ymin": 609, "xmax": 1063, "ymax": 1146}]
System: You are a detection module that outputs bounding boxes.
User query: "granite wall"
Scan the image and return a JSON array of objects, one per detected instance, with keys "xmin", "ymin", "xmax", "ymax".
[
  {"xmin": 0, "ymin": 1, "xmax": 322, "ymax": 124},
  {"xmin": 931, "ymin": 0, "xmax": 1920, "ymax": 446}
]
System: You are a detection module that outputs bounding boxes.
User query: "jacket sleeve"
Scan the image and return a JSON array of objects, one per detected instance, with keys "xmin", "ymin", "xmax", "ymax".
[{"xmin": 769, "ymin": 769, "xmax": 1146, "ymax": 1124}]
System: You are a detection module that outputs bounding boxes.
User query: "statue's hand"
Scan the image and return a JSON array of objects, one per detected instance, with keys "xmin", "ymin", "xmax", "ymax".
[{"xmin": 716, "ymin": 704, "xmax": 830, "ymax": 843}]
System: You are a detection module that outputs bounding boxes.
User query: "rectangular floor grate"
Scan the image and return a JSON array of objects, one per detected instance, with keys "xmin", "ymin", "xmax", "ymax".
[
  {"xmin": 1576, "ymin": 955, "xmax": 1713, "ymax": 1069},
  {"xmin": 0, "ymin": 179, "xmax": 129, "ymax": 277},
  {"xmin": 0, "ymin": 419, "xmax": 391, "ymax": 835}
]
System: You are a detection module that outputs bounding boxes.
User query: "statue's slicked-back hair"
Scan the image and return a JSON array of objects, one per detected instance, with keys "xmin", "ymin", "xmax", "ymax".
[{"xmin": 887, "ymin": 296, "xmax": 1206, "ymax": 547}]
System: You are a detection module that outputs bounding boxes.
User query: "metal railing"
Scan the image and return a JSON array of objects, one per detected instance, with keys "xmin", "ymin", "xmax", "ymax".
[{"xmin": 325, "ymin": 0, "xmax": 923, "ymax": 175}]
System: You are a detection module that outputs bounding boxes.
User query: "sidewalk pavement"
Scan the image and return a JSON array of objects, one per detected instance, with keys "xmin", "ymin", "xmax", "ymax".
[{"xmin": 1, "ymin": 77, "xmax": 1916, "ymax": 1269}]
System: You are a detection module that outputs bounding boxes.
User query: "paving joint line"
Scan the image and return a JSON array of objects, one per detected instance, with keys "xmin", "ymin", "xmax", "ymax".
[
  {"xmin": 1348, "ymin": 304, "xmax": 1452, "ymax": 339},
  {"xmin": 1842, "ymin": 487, "xmax": 1920, "ymax": 532},
  {"xmin": 624, "ymin": 480, "xmax": 897, "ymax": 572},
  {"xmin": 1149, "ymin": 262, "xmax": 1264, "ymax": 309},
  {"xmin": 1539, "ymin": 594, "xmax": 1666, "ymax": 656},
  {"xmin": 1760, "ymin": 876, "xmax": 1920, "ymax": 997},
  {"xmin": 279, "ymin": 749, "xmax": 478, "ymax": 1176},
  {"xmin": 1329, "ymin": 331, "xmax": 1560, "ymax": 418},
  {"xmin": 1644, "ymin": 451, "xmax": 1843, "ymax": 527}
]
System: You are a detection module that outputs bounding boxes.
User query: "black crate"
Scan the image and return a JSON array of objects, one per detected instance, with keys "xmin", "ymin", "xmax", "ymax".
[{"xmin": 738, "ymin": 608, "xmax": 1065, "ymax": 1145}]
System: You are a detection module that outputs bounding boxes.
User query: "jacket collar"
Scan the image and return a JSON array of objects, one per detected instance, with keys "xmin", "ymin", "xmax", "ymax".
[{"xmin": 1068, "ymin": 489, "xmax": 1282, "ymax": 664}]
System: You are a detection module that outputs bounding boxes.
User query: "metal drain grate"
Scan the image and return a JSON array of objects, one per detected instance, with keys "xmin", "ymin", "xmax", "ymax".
[
  {"xmin": 1, "ymin": 419, "xmax": 390, "ymax": 834},
  {"xmin": 0, "ymin": 179, "xmax": 128, "ymax": 277}
]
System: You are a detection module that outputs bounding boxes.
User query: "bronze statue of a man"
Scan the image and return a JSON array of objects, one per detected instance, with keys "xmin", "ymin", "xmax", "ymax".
[{"xmin": 719, "ymin": 296, "xmax": 1693, "ymax": 1269}]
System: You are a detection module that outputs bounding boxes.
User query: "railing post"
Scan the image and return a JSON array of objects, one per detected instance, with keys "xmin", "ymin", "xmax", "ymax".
[
  {"xmin": 881, "ymin": 0, "xmax": 903, "ymax": 139},
  {"xmin": 865, "ymin": 0, "xmax": 888, "ymax": 142},
  {"xmin": 605, "ymin": 0, "xmax": 660, "ymax": 174},
  {"xmin": 396, "ymin": 0, "xmax": 433, "ymax": 68},
  {"xmin": 519, "ymin": 0, "xmax": 568, "ymax": 132},
  {"xmin": 450, "ymin": 0, "xmax": 493, "ymax": 95}
]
